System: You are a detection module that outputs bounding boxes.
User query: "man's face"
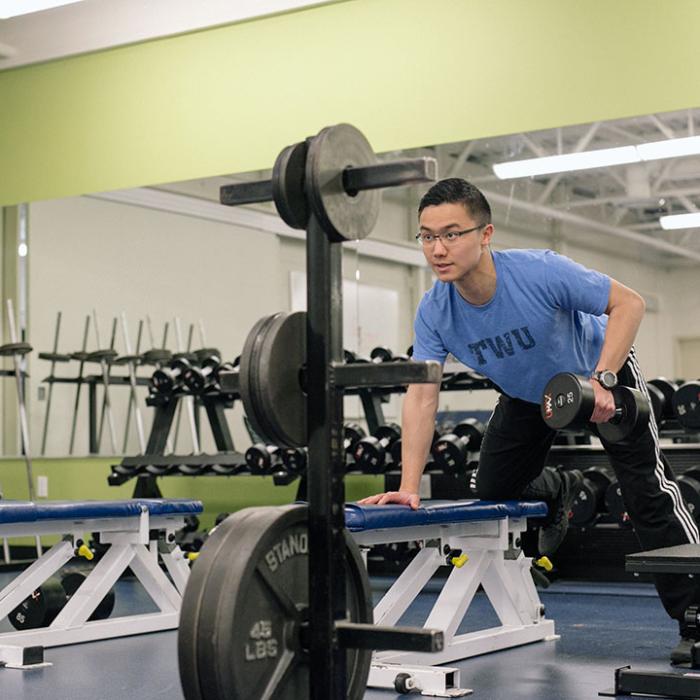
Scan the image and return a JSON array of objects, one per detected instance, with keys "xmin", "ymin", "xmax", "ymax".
[{"xmin": 418, "ymin": 202, "xmax": 492, "ymax": 283}]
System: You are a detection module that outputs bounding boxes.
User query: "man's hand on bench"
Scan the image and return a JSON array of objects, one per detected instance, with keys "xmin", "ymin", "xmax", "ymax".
[{"xmin": 357, "ymin": 490, "xmax": 421, "ymax": 509}]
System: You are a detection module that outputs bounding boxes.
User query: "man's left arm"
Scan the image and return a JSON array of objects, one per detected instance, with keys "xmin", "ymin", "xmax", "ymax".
[{"xmin": 590, "ymin": 279, "xmax": 646, "ymax": 423}]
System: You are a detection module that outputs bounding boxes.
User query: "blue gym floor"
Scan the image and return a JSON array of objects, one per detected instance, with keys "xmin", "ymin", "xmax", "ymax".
[{"xmin": 0, "ymin": 572, "xmax": 684, "ymax": 699}]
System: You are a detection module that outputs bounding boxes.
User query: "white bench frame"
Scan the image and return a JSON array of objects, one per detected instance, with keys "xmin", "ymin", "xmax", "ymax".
[
  {"xmin": 352, "ymin": 513, "xmax": 557, "ymax": 694},
  {"xmin": 0, "ymin": 506, "xmax": 192, "ymax": 662}
]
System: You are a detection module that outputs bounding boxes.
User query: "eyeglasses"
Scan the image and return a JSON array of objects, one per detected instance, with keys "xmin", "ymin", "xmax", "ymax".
[{"xmin": 415, "ymin": 225, "xmax": 485, "ymax": 246}]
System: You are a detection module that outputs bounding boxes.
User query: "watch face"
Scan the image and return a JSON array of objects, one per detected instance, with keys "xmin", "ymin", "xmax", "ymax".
[{"xmin": 599, "ymin": 370, "xmax": 617, "ymax": 389}]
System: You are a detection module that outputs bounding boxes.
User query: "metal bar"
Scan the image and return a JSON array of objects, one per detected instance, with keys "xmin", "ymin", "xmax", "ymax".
[
  {"xmin": 343, "ymin": 158, "xmax": 437, "ymax": 194},
  {"xmin": 220, "ymin": 179, "xmax": 273, "ymax": 206},
  {"xmin": 173, "ymin": 318, "xmax": 200, "ymax": 454},
  {"xmin": 333, "ymin": 360, "xmax": 442, "ymax": 387},
  {"xmin": 335, "ymin": 622, "xmax": 443, "ymax": 653},
  {"xmin": 306, "ymin": 214, "xmax": 347, "ymax": 700},
  {"xmin": 95, "ymin": 314, "xmax": 118, "ymax": 454},
  {"xmin": 40, "ymin": 310, "xmax": 62, "ymax": 455},
  {"xmin": 121, "ymin": 319, "xmax": 144, "ymax": 452},
  {"xmin": 610, "ymin": 666, "xmax": 700, "ymax": 699},
  {"xmin": 69, "ymin": 315, "xmax": 91, "ymax": 454},
  {"xmin": 121, "ymin": 313, "xmax": 146, "ymax": 453}
]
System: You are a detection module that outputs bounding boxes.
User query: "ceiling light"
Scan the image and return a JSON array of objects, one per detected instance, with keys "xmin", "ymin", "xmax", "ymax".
[
  {"xmin": 493, "ymin": 134, "xmax": 700, "ymax": 180},
  {"xmin": 659, "ymin": 212, "xmax": 700, "ymax": 230},
  {"xmin": 493, "ymin": 146, "xmax": 640, "ymax": 179},
  {"xmin": 0, "ymin": 1, "xmax": 84, "ymax": 19}
]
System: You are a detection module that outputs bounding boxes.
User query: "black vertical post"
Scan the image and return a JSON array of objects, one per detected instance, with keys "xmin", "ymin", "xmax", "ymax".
[
  {"xmin": 306, "ymin": 214, "xmax": 348, "ymax": 699},
  {"xmin": 89, "ymin": 382, "xmax": 97, "ymax": 454}
]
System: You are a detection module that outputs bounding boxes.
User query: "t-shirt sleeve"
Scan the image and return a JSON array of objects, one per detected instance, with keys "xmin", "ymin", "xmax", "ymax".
[
  {"xmin": 543, "ymin": 251, "xmax": 611, "ymax": 316},
  {"xmin": 411, "ymin": 297, "xmax": 448, "ymax": 362}
]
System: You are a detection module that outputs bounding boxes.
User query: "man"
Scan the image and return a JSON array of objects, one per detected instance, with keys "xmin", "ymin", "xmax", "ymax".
[{"xmin": 359, "ymin": 177, "xmax": 700, "ymax": 640}]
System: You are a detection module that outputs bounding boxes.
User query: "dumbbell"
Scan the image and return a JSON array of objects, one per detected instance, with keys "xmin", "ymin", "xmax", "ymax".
[
  {"xmin": 570, "ymin": 466, "xmax": 613, "ymax": 527},
  {"xmin": 150, "ymin": 353, "xmax": 194, "ymax": 394},
  {"xmin": 648, "ymin": 377, "xmax": 679, "ymax": 422},
  {"xmin": 9, "ymin": 569, "xmax": 116, "ymax": 630},
  {"xmin": 343, "ymin": 423, "xmax": 368, "ymax": 473},
  {"xmin": 541, "ymin": 373, "xmax": 650, "ymax": 443},
  {"xmin": 646, "ymin": 382, "xmax": 666, "ymax": 424},
  {"xmin": 245, "ymin": 443, "xmax": 281, "ymax": 475},
  {"xmin": 182, "ymin": 350, "xmax": 222, "ymax": 393},
  {"xmin": 353, "ymin": 423, "xmax": 401, "ymax": 474},
  {"xmin": 280, "ymin": 447, "xmax": 307, "ymax": 476},
  {"xmin": 370, "ymin": 346, "xmax": 409, "ymax": 362},
  {"xmin": 678, "ymin": 467, "xmax": 700, "ymax": 521},
  {"xmin": 672, "ymin": 381, "xmax": 700, "ymax": 431},
  {"xmin": 604, "ymin": 479, "xmax": 630, "ymax": 525},
  {"xmin": 431, "ymin": 419, "xmax": 485, "ymax": 474}
]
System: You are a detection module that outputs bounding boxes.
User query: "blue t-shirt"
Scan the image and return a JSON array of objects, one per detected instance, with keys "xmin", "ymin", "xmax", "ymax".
[{"xmin": 412, "ymin": 249, "xmax": 611, "ymax": 404}]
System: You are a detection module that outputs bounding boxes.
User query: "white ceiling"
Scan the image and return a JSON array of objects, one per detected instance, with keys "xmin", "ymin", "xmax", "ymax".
[{"xmin": 0, "ymin": 0, "xmax": 329, "ymax": 69}]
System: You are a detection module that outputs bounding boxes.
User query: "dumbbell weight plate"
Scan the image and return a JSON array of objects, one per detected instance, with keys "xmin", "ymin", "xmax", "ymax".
[
  {"xmin": 678, "ymin": 474, "xmax": 700, "ymax": 522},
  {"xmin": 646, "ymin": 383, "xmax": 665, "ymax": 424},
  {"xmin": 541, "ymin": 373, "xmax": 595, "ymax": 430},
  {"xmin": 9, "ymin": 577, "xmax": 68, "ymax": 629},
  {"xmin": 648, "ymin": 378, "xmax": 679, "ymax": 420},
  {"xmin": 672, "ymin": 381, "xmax": 700, "ymax": 430},
  {"xmin": 272, "ymin": 140, "xmax": 309, "ymax": 230},
  {"xmin": 178, "ymin": 505, "xmax": 372, "ymax": 700},
  {"xmin": 60, "ymin": 570, "xmax": 116, "ymax": 621},
  {"xmin": 305, "ymin": 124, "xmax": 381, "ymax": 243},
  {"xmin": 597, "ymin": 386, "xmax": 650, "ymax": 444},
  {"xmin": 605, "ymin": 481, "xmax": 628, "ymax": 525}
]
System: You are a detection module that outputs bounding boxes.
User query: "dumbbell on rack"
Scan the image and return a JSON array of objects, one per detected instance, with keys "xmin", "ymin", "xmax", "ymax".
[
  {"xmin": 182, "ymin": 350, "xmax": 223, "ymax": 393},
  {"xmin": 431, "ymin": 418, "xmax": 485, "ymax": 475},
  {"xmin": 150, "ymin": 353, "xmax": 195, "ymax": 394},
  {"xmin": 570, "ymin": 466, "xmax": 614, "ymax": 527},
  {"xmin": 541, "ymin": 373, "xmax": 650, "ymax": 443},
  {"xmin": 245, "ymin": 443, "xmax": 281, "ymax": 475},
  {"xmin": 673, "ymin": 381, "xmax": 700, "ymax": 431},
  {"xmin": 353, "ymin": 423, "xmax": 401, "ymax": 474},
  {"xmin": 9, "ymin": 569, "xmax": 116, "ymax": 630},
  {"xmin": 648, "ymin": 377, "xmax": 678, "ymax": 423},
  {"xmin": 678, "ymin": 466, "xmax": 700, "ymax": 521},
  {"xmin": 279, "ymin": 447, "xmax": 307, "ymax": 476},
  {"xmin": 605, "ymin": 479, "xmax": 630, "ymax": 526}
]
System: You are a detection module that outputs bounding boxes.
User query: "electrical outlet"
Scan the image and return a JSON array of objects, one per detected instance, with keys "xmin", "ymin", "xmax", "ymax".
[
  {"xmin": 37, "ymin": 476, "xmax": 48, "ymax": 498},
  {"xmin": 37, "ymin": 386, "xmax": 46, "ymax": 401}
]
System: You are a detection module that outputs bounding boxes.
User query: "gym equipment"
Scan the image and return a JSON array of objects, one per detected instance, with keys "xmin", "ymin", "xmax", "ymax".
[
  {"xmin": 673, "ymin": 381, "xmax": 700, "ymax": 430},
  {"xmin": 0, "ymin": 498, "xmax": 201, "ymax": 664},
  {"xmin": 150, "ymin": 354, "xmax": 194, "ymax": 394},
  {"xmin": 39, "ymin": 311, "xmax": 70, "ymax": 455},
  {"xmin": 172, "ymin": 318, "xmax": 201, "ymax": 455},
  {"xmin": 244, "ymin": 443, "xmax": 281, "ymax": 475},
  {"xmin": 2, "ymin": 300, "xmax": 36, "ymax": 503},
  {"xmin": 182, "ymin": 123, "xmax": 442, "ymax": 700},
  {"xmin": 678, "ymin": 467, "xmax": 700, "ymax": 522},
  {"xmin": 9, "ymin": 569, "xmax": 116, "ymax": 630},
  {"xmin": 431, "ymin": 418, "xmax": 485, "ymax": 474},
  {"xmin": 90, "ymin": 311, "xmax": 119, "ymax": 454},
  {"xmin": 280, "ymin": 447, "xmax": 307, "ymax": 475},
  {"xmin": 648, "ymin": 377, "xmax": 679, "ymax": 421},
  {"xmin": 605, "ymin": 479, "xmax": 629, "ymax": 525},
  {"xmin": 182, "ymin": 351, "xmax": 222, "ymax": 393},
  {"xmin": 348, "ymin": 499, "xmax": 552, "ymax": 694},
  {"xmin": 646, "ymin": 382, "xmax": 666, "ymax": 424},
  {"xmin": 570, "ymin": 466, "xmax": 613, "ymax": 527},
  {"xmin": 541, "ymin": 372, "xmax": 650, "ymax": 443},
  {"xmin": 119, "ymin": 313, "xmax": 147, "ymax": 454},
  {"xmin": 68, "ymin": 315, "xmax": 92, "ymax": 455},
  {"xmin": 353, "ymin": 423, "xmax": 401, "ymax": 473}
]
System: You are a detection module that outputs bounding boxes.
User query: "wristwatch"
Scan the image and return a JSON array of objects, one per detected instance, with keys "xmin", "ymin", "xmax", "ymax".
[{"xmin": 591, "ymin": 369, "xmax": 618, "ymax": 390}]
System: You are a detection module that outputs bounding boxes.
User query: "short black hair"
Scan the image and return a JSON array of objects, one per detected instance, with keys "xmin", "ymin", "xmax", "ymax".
[{"xmin": 418, "ymin": 178, "xmax": 491, "ymax": 224}]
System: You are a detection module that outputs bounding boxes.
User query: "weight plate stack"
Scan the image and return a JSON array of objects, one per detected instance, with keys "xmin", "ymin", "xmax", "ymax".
[{"xmin": 178, "ymin": 505, "xmax": 372, "ymax": 700}]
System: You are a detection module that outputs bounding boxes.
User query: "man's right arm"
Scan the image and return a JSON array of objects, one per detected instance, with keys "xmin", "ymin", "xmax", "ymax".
[{"xmin": 357, "ymin": 379, "xmax": 441, "ymax": 509}]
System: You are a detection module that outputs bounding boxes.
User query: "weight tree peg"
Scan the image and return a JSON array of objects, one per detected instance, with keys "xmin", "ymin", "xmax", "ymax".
[
  {"xmin": 68, "ymin": 315, "xmax": 91, "ymax": 454},
  {"xmin": 179, "ymin": 124, "xmax": 442, "ymax": 700}
]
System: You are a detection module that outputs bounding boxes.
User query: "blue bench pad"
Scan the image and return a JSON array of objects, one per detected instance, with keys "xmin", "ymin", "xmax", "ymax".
[
  {"xmin": 345, "ymin": 499, "xmax": 547, "ymax": 532},
  {"xmin": 0, "ymin": 499, "xmax": 203, "ymax": 524}
]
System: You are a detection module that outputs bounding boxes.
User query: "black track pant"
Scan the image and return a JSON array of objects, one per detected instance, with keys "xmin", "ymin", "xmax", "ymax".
[{"xmin": 473, "ymin": 348, "xmax": 700, "ymax": 622}]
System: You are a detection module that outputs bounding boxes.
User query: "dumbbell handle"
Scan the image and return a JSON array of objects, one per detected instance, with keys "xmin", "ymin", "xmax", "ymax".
[{"xmin": 220, "ymin": 158, "xmax": 437, "ymax": 207}]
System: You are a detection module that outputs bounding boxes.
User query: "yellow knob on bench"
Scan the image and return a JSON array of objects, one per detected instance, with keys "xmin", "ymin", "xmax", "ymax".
[
  {"xmin": 535, "ymin": 556, "xmax": 553, "ymax": 572},
  {"xmin": 77, "ymin": 544, "xmax": 94, "ymax": 561},
  {"xmin": 450, "ymin": 553, "xmax": 469, "ymax": 568},
  {"xmin": 187, "ymin": 552, "xmax": 200, "ymax": 561}
]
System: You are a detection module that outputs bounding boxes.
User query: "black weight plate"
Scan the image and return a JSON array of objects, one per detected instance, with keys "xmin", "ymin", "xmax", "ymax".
[
  {"xmin": 605, "ymin": 481, "xmax": 628, "ymax": 524},
  {"xmin": 180, "ymin": 505, "xmax": 372, "ymax": 700},
  {"xmin": 599, "ymin": 386, "xmax": 650, "ymax": 444},
  {"xmin": 648, "ymin": 378, "xmax": 679, "ymax": 420},
  {"xmin": 454, "ymin": 418, "xmax": 485, "ymax": 450},
  {"xmin": 179, "ymin": 508, "xmax": 260, "ymax": 700},
  {"xmin": 273, "ymin": 141, "xmax": 309, "ymax": 230},
  {"xmin": 240, "ymin": 314, "xmax": 283, "ymax": 448},
  {"xmin": 678, "ymin": 475, "xmax": 700, "ymax": 522},
  {"xmin": 541, "ymin": 373, "xmax": 594, "ymax": 430},
  {"xmin": 248, "ymin": 311, "xmax": 307, "ymax": 447},
  {"xmin": 60, "ymin": 571, "xmax": 116, "ymax": 621},
  {"xmin": 9, "ymin": 577, "xmax": 68, "ymax": 629},
  {"xmin": 305, "ymin": 124, "xmax": 380, "ymax": 242},
  {"xmin": 646, "ymin": 383, "xmax": 665, "ymax": 424},
  {"xmin": 570, "ymin": 480, "xmax": 598, "ymax": 526},
  {"xmin": 672, "ymin": 381, "xmax": 700, "ymax": 430}
]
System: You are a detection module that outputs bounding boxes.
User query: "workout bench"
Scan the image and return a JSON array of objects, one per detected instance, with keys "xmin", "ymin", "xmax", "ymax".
[
  {"xmin": 0, "ymin": 498, "xmax": 201, "ymax": 667},
  {"xmin": 347, "ymin": 500, "xmax": 556, "ymax": 695}
]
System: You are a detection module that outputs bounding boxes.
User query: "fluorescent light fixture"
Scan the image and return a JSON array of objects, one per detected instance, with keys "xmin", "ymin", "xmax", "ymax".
[
  {"xmin": 0, "ymin": 0, "xmax": 84, "ymax": 19},
  {"xmin": 494, "ymin": 134, "xmax": 700, "ymax": 180},
  {"xmin": 493, "ymin": 146, "xmax": 639, "ymax": 179},
  {"xmin": 659, "ymin": 212, "xmax": 700, "ymax": 230}
]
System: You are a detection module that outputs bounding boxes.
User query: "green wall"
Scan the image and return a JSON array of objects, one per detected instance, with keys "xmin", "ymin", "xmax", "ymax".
[
  {"xmin": 0, "ymin": 458, "xmax": 383, "ymax": 528},
  {"xmin": 2, "ymin": 0, "xmax": 700, "ymax": 206}
]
